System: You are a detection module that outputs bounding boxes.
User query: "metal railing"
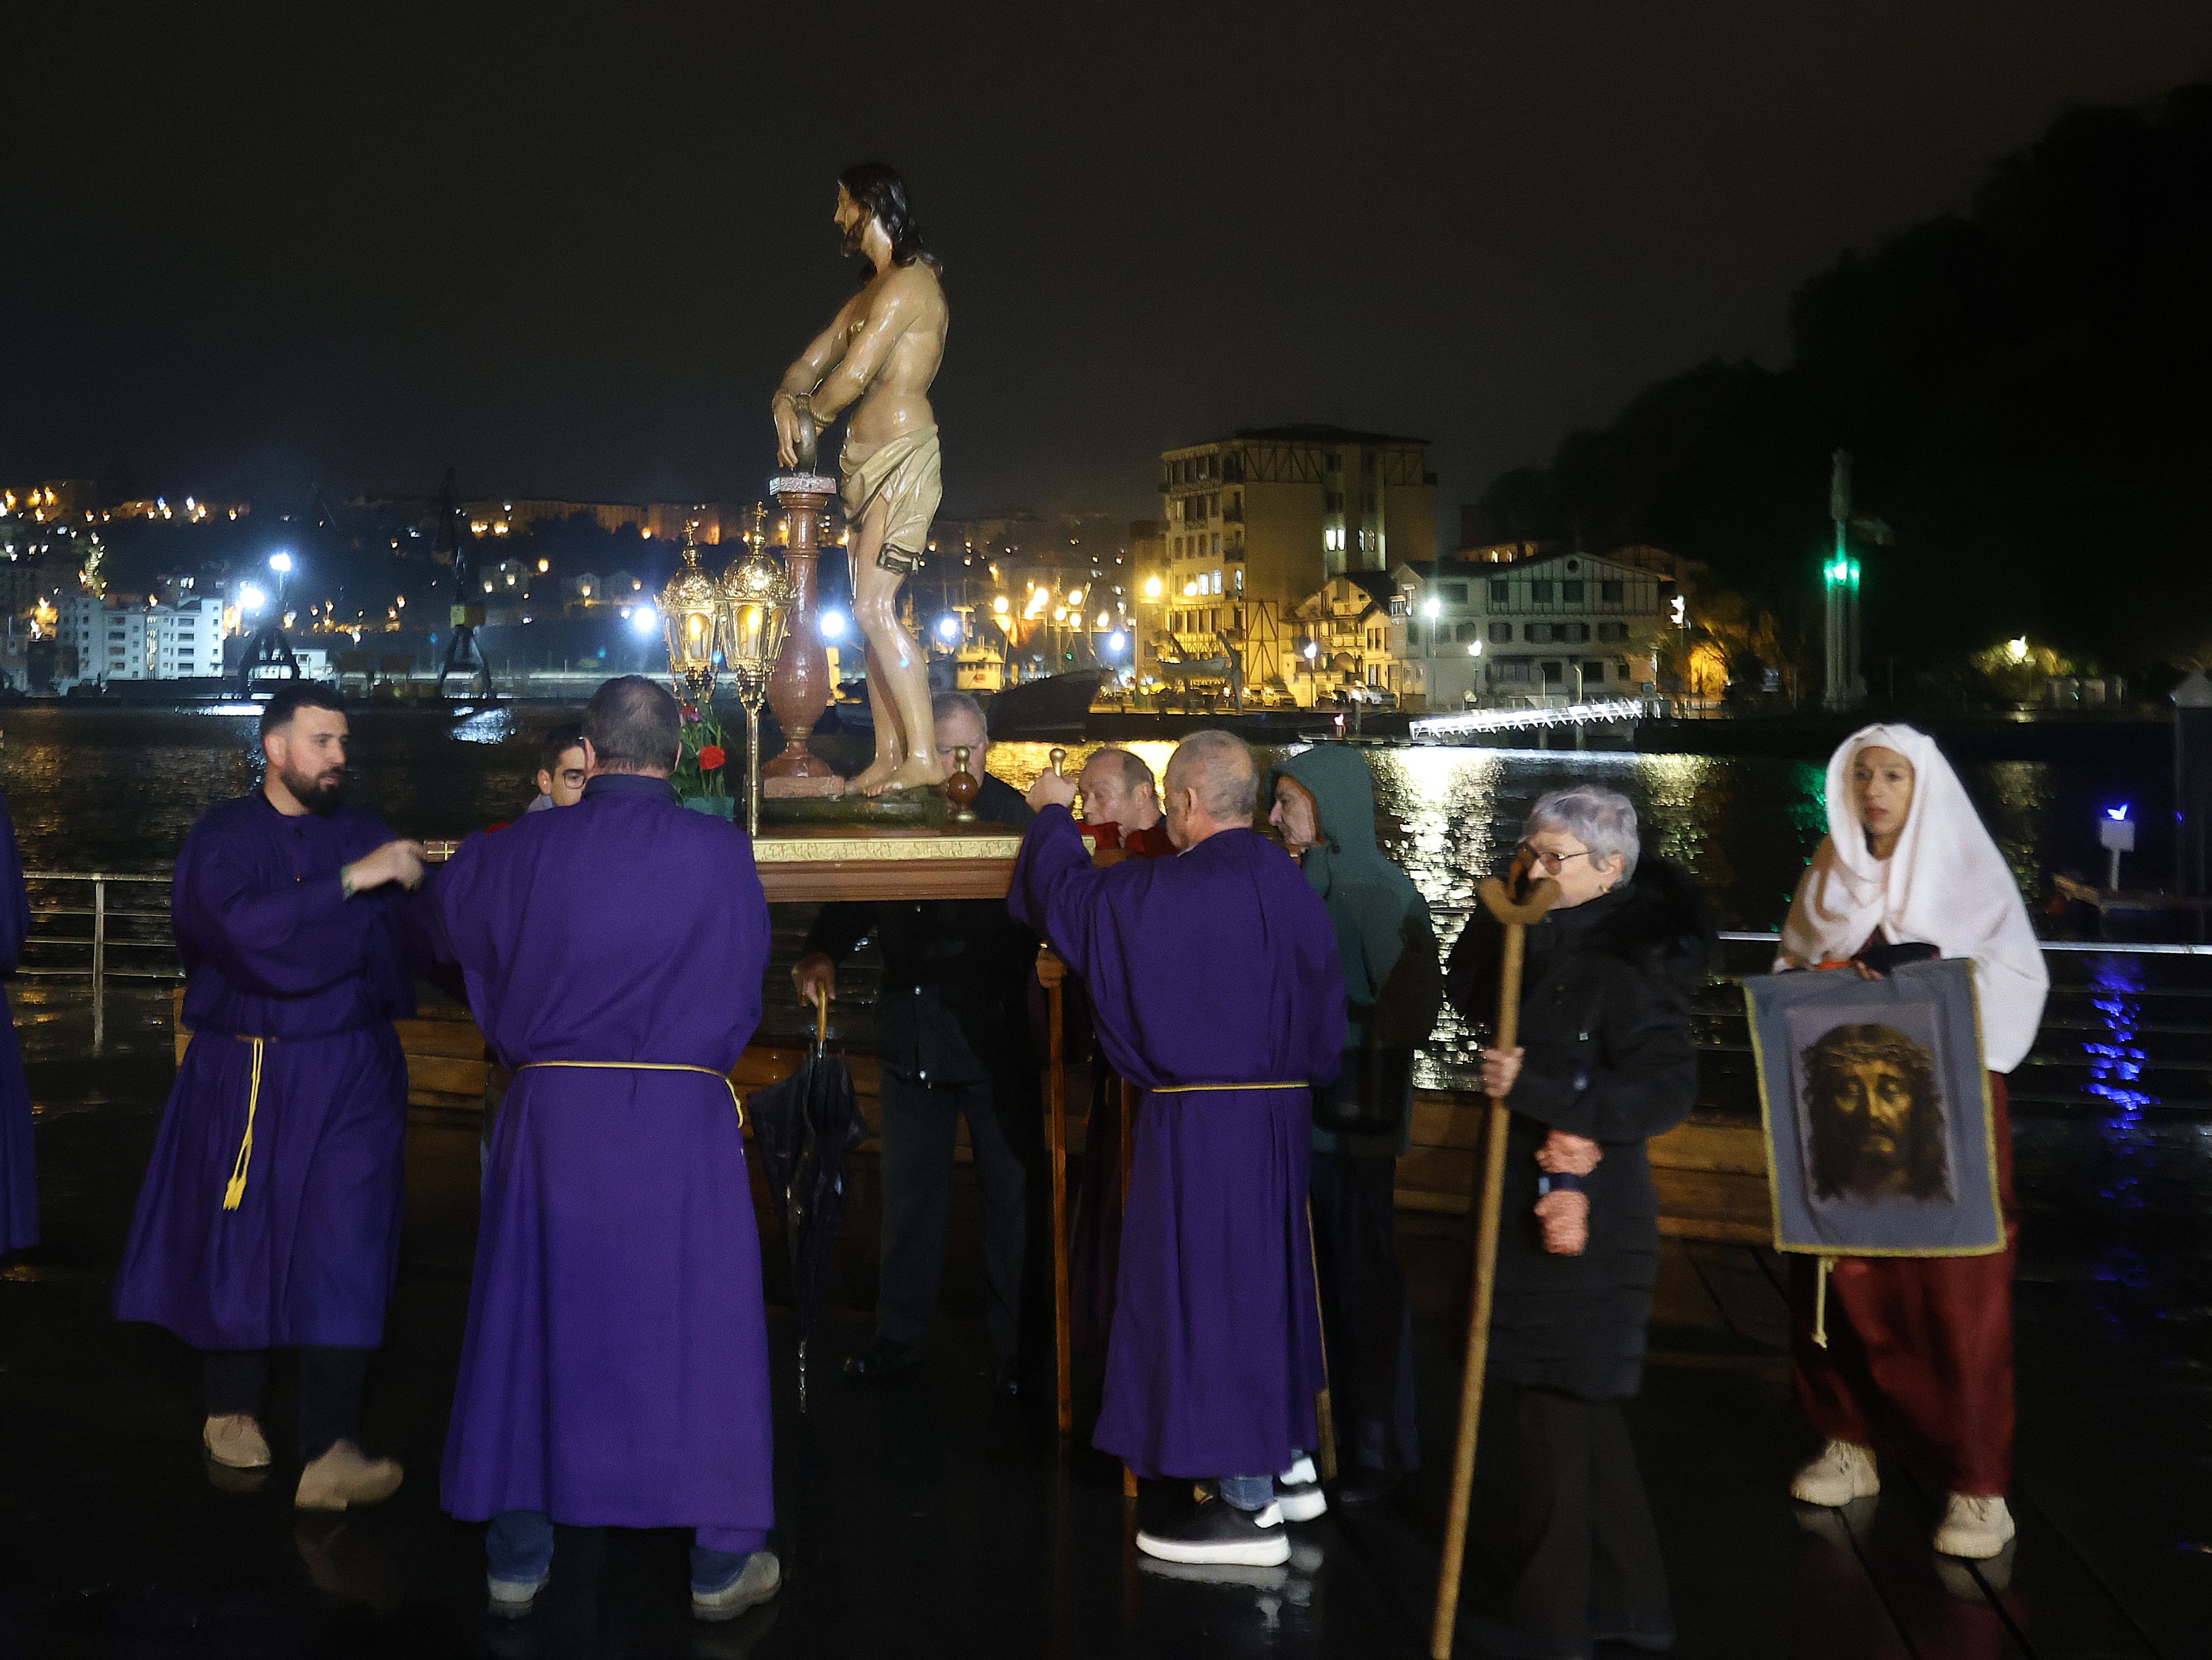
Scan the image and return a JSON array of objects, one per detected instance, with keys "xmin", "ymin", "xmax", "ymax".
[
  {"xmin": 1426, "ymin": 915, "xmax": 2212, "ymax": 1115},
  {"xmin": 22, "ymin": 872, "xmax": 180, "ymax": 1049}
]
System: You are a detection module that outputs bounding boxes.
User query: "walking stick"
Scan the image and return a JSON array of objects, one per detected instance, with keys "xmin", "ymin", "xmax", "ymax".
[
  {"xmin": 1038, "ymin": 946, "xmax": 1074, "ymax": 1436},
  {"xmin": 1119, "ymin": 1076, "xmax": 1139, "ymax": 1501},
  {"xmin": 1430, "ymin": 873, "xmax": 1559, "ymax": 1660}
]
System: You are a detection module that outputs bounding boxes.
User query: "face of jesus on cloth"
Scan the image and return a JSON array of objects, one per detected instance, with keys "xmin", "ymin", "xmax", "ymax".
[{"xmin": 1802, "ymin": 1022, "xmax": 1951, "ymax": 1203}]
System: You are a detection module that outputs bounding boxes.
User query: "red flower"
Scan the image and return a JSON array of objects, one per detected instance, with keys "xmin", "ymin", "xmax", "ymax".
[
  {"xmin": 697, "ymin": 745, "xmax": 727, "ymax": 771},
  {"xmin": 680, "ymin": 703, "xmax": 699, "ymax": 723}
]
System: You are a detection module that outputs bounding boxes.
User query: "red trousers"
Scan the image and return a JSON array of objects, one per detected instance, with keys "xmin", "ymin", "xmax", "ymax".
[{"xmin": 1790, "ymin": 1073, "xmax": 2018, "ymax": 1497}]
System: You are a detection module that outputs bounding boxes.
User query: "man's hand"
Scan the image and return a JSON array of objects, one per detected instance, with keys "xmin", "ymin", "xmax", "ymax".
[
  {"xmin": 792, "ymin": 951, "xmax": 837, "ymax": 1007},
  {"xmin": 1535, "ymin": 1129, "xmax": 1602, "ymax": 1176},
  {"xmin": 1479, "ymin": 1046, "xmax": 1524, "ymax": 1100},
  {"xmin": 1027, "ymin": 771, "xmax": 1079, "ymax": 813},
  {"xmin": 1535, "ymin": 1188, "xmax": 1589, "ymax": 1255},
  {"xmin": 343, "ymin": 840, "xmax": 427, "ymax": 896}
]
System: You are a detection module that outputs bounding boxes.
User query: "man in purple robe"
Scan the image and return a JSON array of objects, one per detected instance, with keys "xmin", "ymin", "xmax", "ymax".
[
  {"xmin": 1016, "ymin": 730, "xmax": 1346, "ymax": 1568},
  {"xmin": 431, "ymin": 676, "xmax": 779, "ymax": 1624},
  {"xmin": 114, "ymin": 683, "xmax": 425, "ymax": 1508}
]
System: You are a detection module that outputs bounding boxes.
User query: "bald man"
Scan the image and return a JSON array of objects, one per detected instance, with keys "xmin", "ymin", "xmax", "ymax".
[{"xmin": 1018, "ymin": 731, "xmax": 1345, "ymax": 1568}]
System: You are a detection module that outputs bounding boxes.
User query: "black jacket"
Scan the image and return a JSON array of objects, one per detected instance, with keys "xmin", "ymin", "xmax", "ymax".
[
  {"xmin": 1443, "ymin": 857, "xmax": 1713, "ymax": 1400},
  {"xmin": 801, "ymin": 774, "xmax": 1038, "ymax": 1097}
]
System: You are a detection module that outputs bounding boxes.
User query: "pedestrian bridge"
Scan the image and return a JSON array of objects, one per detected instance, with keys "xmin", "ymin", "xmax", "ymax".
[{"xmin": 1407, "ymin": 696, "xmax": 1645, "ymax": 738}]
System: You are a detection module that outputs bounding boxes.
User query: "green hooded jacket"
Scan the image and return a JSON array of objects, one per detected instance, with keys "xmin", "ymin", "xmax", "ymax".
[{"xmin": 1272, "ymin": 745, "xmax": 1445, "ymax": 1154}]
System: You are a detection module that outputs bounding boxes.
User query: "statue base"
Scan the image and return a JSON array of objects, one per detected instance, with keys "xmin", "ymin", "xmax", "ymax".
[
  {"xmin": 762, "ymin": 774, "xmax": 847, "ymax": 799},
  {"xmin": 760, "ymin": 784, "xmax": 949, "ymax": 831}
]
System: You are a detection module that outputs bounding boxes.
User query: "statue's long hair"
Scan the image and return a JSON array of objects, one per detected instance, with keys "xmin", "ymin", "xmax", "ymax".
[
  {"xmin": 838, "ymin": 162, "xmax": 941, "ymax": 277},
  {"xmin": 1801, "ymin": 1023, "xmax": 1948, "ymax": 1201}
]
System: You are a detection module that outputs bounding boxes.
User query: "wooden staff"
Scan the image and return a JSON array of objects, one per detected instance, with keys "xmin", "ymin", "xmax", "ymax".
[
  {"xmin": 1431, "ymin": 873, "xmax": 1559, "ymax": 1660},
  {"xmin": 1119, "ymin": 1076, "xmax": 1138, "ymax": 1501},
  {"xmin": 1038, "ymin": 945, "xmax": 1074, "ymax": 1436}
]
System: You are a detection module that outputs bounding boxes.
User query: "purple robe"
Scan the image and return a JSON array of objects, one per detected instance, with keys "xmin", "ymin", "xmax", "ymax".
[
  {"xmin": 433, "ymin": 773, "xmax": 774, "ymax": 1538},
  {"xmin": 1012, "ymin": 804, "xmax": 1346, "ymax": 1481},
  {"xmin": 0, "ymin": 793, "xmax": 35, "ymax": 1252},
  {"xmin": 114, "ymin": 794, "xmax": 414, "ymax": 1349}
]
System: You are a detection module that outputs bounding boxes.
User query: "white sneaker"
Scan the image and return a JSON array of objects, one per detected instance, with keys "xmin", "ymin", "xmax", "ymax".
[
  {"xmin": 691, "ymin": 1551, "xmax": 781, "ymax": 1622},
  {"xmin": 487, "ymin": 1570, "xmax": 548, "ymax": 1619},
  {"xmin": 1790, "ymin": 1439, "xmax": 1879, "ymax": 1506},
  {"xmin": 1933, "ymin": 1493, "xmax": 2015, "ymax": 1559},
  {"xmin": 1276, "ymin": 1454, "xmax": 1327, "ymax": 1523},
  {"xmin": 203, "ymin": 1414, "xmax": 272, "ymax": 1470},
  {"xmin": 295, "ymin": 1440, "xmax": 404, "ymax": 1511}
]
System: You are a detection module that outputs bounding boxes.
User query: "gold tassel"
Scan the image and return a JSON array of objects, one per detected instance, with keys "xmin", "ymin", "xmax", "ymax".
[
  {"xmin": 1813, "ymin": 1256, "xmax": 1834, "ymax": 1348},
  {"xmin": 222, "ymin": 1038, "xmax": 265, "ymax": 1212}
]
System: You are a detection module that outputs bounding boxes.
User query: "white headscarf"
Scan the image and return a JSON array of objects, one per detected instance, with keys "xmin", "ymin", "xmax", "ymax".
[{"xmin": 1778, "ymin": 723, "xmax": 2048, "ymax": 1073}]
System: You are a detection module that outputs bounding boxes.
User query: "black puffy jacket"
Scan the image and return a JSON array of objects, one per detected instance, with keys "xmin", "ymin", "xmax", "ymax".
[{"xmin": 1443, "ymin": 857, "xmax": 1714, "ymax": 1400}]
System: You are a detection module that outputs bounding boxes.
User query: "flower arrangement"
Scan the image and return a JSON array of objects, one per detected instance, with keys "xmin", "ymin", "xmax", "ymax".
[{"xmin": 672, "ymin": 704, "xmax": 734, "ymax": 813}]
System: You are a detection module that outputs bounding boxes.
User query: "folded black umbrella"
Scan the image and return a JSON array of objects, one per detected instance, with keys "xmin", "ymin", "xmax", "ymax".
[{"xmin": 747, "ymin": 988, "xmax": 865, "ymax": 1408}]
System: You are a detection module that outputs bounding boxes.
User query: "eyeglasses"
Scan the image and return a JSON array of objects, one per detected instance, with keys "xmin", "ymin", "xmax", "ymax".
[{"xmin": 1518, "ymin": 841, "xmax": 1593, "ymax": 875}]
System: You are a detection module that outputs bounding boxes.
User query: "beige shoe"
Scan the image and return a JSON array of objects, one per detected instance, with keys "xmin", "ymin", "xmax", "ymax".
[
  {"xmin": 691, "ymin": 1551, "xmax": 780, "ymax": 1622},
  {"xmin": 1790, "ymin": 1439, "xmax": 1879, "ymax": 1506},
  {"xmin": 1933, "ymin": 1493, "xmax": 2015, "ymax": 1559},
  {"xmin": 204, "ymin": 1413, "xmax": 272, "ymax": 1470},
  {"xmin": 295, "ymin": 1440, "xmax": 403, "ymax": 1511}
]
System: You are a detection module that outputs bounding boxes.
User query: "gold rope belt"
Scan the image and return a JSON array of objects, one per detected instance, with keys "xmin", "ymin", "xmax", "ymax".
[
  {"xmin": 517, "ymin": 1061, "xmax": 746, "ymax": 1128},
  {"xmin": 1148, "ymin": 1081, "xmax": 1310, "ymax": 1094},
  {"xmin": 222, "ymin": 1036, "xmax": 268, "ymax": 1212}
]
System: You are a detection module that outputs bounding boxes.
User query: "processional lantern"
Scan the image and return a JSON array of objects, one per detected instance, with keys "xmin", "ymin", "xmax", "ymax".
[
  {"xmin": 718, "ymin": 515, "xmax": 798, "ymax": 835},
  {"xmin": 661, "ymin": 526, "xmax": 724, "ymax": 710}
]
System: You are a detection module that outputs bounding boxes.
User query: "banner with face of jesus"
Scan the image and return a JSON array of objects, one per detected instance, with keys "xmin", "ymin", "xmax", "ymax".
[{"xmin": 1746, "ymin": 957, "xmax": 2004, "ymax": 1257}]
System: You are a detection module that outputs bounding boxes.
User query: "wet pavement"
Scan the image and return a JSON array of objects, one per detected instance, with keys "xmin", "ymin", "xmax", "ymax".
[{"xmin": 2, "ymin": 990, "xmax": 2208, "ymax": 1658}]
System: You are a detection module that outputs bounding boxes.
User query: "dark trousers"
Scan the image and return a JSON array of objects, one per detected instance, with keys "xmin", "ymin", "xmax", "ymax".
[
  {"xmin": 1310, "ymin": 1149, "xmax": 1419, "ymax": 1475},
  {"xmin": 1476, "ymin": 1383, "xmax": 1670, "ymax": 1650},
  {"xmin": 875, "ymin": 1068, "xmax": 1026, "ymax": 1357},
  {"xmin": 203, "ymin": 1346, "xmax": 372, "ymax": 1463}
]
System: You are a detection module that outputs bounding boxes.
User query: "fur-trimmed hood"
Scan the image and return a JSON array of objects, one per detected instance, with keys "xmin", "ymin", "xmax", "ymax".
[{"xmin": 1543, "ymin": 854, "xmax": 1718, "ymax": 997}]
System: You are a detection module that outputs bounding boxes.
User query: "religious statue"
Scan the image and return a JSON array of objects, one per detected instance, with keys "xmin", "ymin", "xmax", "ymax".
[{"xmin": 773, "ymin": 163, "xmax": 949, "ymax": 796}]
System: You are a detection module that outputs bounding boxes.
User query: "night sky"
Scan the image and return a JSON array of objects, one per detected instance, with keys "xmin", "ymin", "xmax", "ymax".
[{"xmin": 9, "ymin": 4, "xmax": 2210, "ymax": 528}]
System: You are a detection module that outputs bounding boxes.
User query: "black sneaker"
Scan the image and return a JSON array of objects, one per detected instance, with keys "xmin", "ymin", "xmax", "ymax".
[
  {"xmin": 1135, "ymin": 1486, "xmax": 1290, "ymax": 1567},
  {"xmin": 843, "ymin": 1337, "xmax": 922, "ymax": 1384}
]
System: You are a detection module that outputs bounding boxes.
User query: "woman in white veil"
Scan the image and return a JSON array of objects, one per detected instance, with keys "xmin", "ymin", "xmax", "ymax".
[{"xmin": 1776, "ymin": 724, "xmax": 2047, "ymax": 1561}]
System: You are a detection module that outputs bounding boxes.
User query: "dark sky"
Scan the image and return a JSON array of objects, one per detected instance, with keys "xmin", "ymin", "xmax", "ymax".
[{"xmin": 9, "ymin": 4, "xmax": 2210, "ymax": 530}]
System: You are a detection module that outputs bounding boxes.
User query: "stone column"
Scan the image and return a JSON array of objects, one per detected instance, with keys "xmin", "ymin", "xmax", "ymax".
[{"xmin": 764, "ymin": 472, "xmax": 842, "ymax": 794}]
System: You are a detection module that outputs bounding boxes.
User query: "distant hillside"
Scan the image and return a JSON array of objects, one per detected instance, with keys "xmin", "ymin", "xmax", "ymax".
[{"xmin": 1469, "ymin": 82, "xmax": 2212, "ymax": 679}]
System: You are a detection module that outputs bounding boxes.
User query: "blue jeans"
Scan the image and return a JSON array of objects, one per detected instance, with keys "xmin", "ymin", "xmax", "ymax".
[
  {"xmin": 487, "ymin": 1511, "xmax": 769, "ymax": 1592},
  {"xmin": 1217, "ymin": 1476, "xmax": 1275, "ymax": 1511}
]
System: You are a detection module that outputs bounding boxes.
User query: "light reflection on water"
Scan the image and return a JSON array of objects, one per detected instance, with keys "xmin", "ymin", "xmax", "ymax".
[{"xmin": 0, "ymin": 714, "xmax": 2160, "ymax": 936}]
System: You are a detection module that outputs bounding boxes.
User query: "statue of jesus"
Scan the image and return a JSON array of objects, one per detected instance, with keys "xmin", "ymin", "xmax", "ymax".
[{"xmin": 774, "ymin": 162, "xmax": 950, "ymax": 796}]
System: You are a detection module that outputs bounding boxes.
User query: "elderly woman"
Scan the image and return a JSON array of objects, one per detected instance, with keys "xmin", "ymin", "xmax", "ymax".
[
  {"xmin": 1778, "ymin": 725, "xmax": 2047, "ymax": 1561},
  {"xmin": 1444, "ymin": 785, "xmax": 1712, "ymax": 1659}
]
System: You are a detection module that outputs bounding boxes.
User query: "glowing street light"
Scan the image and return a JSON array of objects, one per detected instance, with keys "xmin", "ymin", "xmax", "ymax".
[
  {"xmin": 239, "ymin": 584, "xmax": 268, "ymax": 614},
  {"xmin": 268, "ymin": 551, "xmax": 293, "ymax": 574},
  {"xmin": 936, "ymin": 614, "xmax": 962, "ymax": 643},
  {"xmin": 1144, "ymin": 576, "xmax": 1163, "ymax": 599},
  {"xmin": 819, "ymin": 609, "xmax": 849, "ymax": 640},
  {"xmin": 628, "ymin": 605, "xmax": 659, "ymax": 638}
]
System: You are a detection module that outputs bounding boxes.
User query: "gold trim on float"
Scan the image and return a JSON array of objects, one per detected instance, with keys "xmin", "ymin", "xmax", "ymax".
[{"xmin": 751, "ymin": 833, "xmax": 1025, "ymax": 864}]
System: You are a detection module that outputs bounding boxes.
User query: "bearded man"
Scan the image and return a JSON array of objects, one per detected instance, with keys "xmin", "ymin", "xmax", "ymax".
[{"xmin": 115, "ymin": 682, "xmax": 426, "ymax": 1510}]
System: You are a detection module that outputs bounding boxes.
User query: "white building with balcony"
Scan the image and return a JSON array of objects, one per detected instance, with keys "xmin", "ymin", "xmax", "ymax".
[
  {"xmin": 1387, "ymin": 550, "xmax": 1675, "ymax": 710},
  {"xmin": 152, "ymin": 596, "xmax": 228, "ymax": 679}
]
